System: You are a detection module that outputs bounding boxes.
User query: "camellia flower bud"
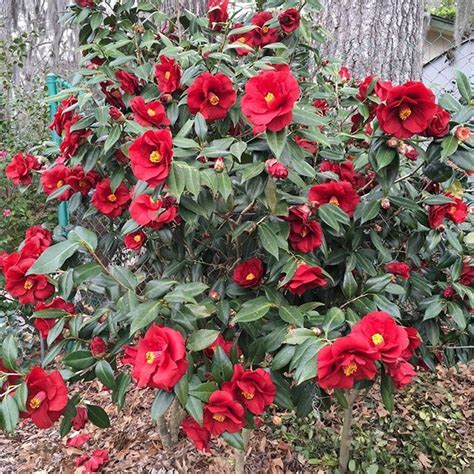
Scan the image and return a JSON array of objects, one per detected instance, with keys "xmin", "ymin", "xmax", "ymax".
[
  {"xmin": 386, "ymin": 137, "xmax": 399, "ymax": 148},
  {"xmin": 214, "ymin": 157, "xmax": 225, "ymax": 173},
  {"xmin": 312, "ymin": 327, "xmax": 322, "ymax": 336},
  {"xmin": 454, "ymin": 126, "xmax": 471, "ymax": 142},
  {"xmin": 265, "ymin": 159, "xmax": 288, "ymax": 179},
  {"xmin": 373, "ymin": 223, "xmax": 383, "ymax": 233},
  {"xmin": 443, "ymin": 286, "xmax": 456, "ymax": 299},
  {"xmin": 208, "ymin": 290, "xmax": 221, "ymax": 302},
  {"xmin": 90, "ymin": 336, "xmax": 107, "ymax": 358},
  {"xmin": 381, "ymin": 197, "xmax": 390, "ymax": 209},
  {"xmin": 397, "ymin": 142, "xmax": 408, "ymax": 155},
  {"xmin": 109, "ymin": 107, "xmax": 125, "ymax": 122},
  {"xmin": 404, "ymin": 145, "xmax": 418, "ymax": 161},
  {"xmin": 160, "ymin": 93, "xmax": 173, "ymax": 104}
]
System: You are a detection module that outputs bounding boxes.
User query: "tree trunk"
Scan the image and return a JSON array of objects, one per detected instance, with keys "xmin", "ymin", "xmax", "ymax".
[
  {"xmin": 161, "ymin": 0, "xmax": 207, "ymax": 16},
  {"xmin": 320, "ymin": 0, "xmax": 426, "ymax": 83},
  {"xmin": 454, "ymin": 0, "xmax": 473, "ymax": 46}
]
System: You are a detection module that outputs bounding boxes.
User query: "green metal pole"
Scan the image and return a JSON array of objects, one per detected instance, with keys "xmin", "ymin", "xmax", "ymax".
[{"xmin": 47, "ymin": 73, "xmax": 69, "ymax": 229}]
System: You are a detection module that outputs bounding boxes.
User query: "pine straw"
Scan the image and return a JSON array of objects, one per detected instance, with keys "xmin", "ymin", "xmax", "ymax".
[{"xmin": 0, "ymin": 364, "xmax": 472, "ymax": 473}]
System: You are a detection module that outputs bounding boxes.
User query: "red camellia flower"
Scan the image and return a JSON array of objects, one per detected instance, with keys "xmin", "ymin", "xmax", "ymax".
[
  {"xmin": 251, "ymin": 12, "xmax": 279, "ymax": 46},
  {"xmin": 6, "ymin": 152, "xmax": 41, "ymax": 186},
  {"xmin": 351, "ymin": 311, "xmax": 409, "ymax": 364},
  {"xmin": 319, "ymin": 159, "xmax": 363, "ymax": 188},
  {"xmin": 90, "ymin": 336, "xmax": 107, "ymax": 358},
  {"xmin": 84, "ymin": 449, "xmax": 109, "ymax": 473},
  {"xmin": 155, "ymin": 55, "xmax": 181, "ymax": 94},
  {"xmin": 115, "ymin": 70, "xmax": 141, "ymax": 95},
  {"xmin": 203, "ymin": 390, "xmax": 245, "ymax": 435},
  {"xmin": 232, "ymin": 257, "xmax": 264, "ymax": 288},
  {"xmin": 91, "ymin": 178, "xmax": 130, "ymax": 218},
  {"xmin": 241, "ymin": 66, "xmax": 300, "ymax": 133},
  {"xmin": 295, "ymin": 135, "xmax": 318, "ymax": 154},
  {"xmin": 317, "ymin": 335, "xmax": 379, "ymax": 389},
  {"xmin": 228, "ymin": 23, "xmax": 255, "ymax": 56},
  {"xmin": 5, "ymin": 257, "xmax": 54, "ymax": 305},
  {"xmin": 187, "ymin": 72, "xmax": 236, "ymax": 121},
  {"xmin": 50, "ymin": 96, "xmax": 77, "ymax": 135},
  {"xmin": 24, "ymin": 225, "xmax": 52, "ymax": 254},
  {"xmin": 313, "ymin": 99, "xmax": 330, "ymax": 115},
  {"xmin": 128, "ymin": 129, "xmax": 173, "ymax": 187},
  {"xmin": 357, "ymin": 74, "xmax": 377, "ymax": 101},
  {"xmin": 67, "ymin": 433, "xmax": 91, "ymax": 448},
  {"xmin": 424, "ymin": 106, "xmax": 450, "ymax": 138},
  {"xmin": 182, "ymin": 417, "xmax": 211, "ymax": 452},
  {"xmin": 125, "ymin": 323, "xmax": 188, "ymax": 391},
  {"xmin": 222, "ymin": 364, "xmax": 276, "ymax": 415},
  {"xmin": 71, "ymin": 405, "xmax": 88, "ymax": 430},
  {"xmin": 284, "ymin": 205, "xmax": 323, "ymax": 253},
  {"xmin": 129, "ymin": 194, "xmax": 178, "ymax": 229},
  {"xmin": 459, "ymin": 262, "xmax": 474, "ymax": 286},
  {"xmin": 67, "ymin": 165, "xmax": 99, "ymax": 195},
  {"xmin": 401, "ymin": 327, "xmax": 422, "ymax": 359},
  {"xmin": 76, "ymin": 0, "xmax": 95, "ymax": 6},
  {"xmin": 208, "ymin": 0, "xmax": 229, "ymax": 30},
  {"xmin": 385, "ymin": 261, "xmax": 411, "ymax": 280},
  {"xmin": 265, "ymin": 159, "xmax": 288, "ymax": 179},
  {"xmin": 285, "ymin": 263, "xmax": 327, "ymax": 295},
  {"xmin": 34, "ymin": 297, "xmax": 76, "ymax": 339},
  {"xmin": 428, "ymin": 194, "xmax": 468, "ymax": 229},
  {"xmin": 308, "ymin": 180, "xmax": 360, "ymax": 217},
  {"xmin": 130, "ymin": 96, "xmax": 171, "ymax": 128},
  {"xmin": 100, "ymin": 81, "xmax": 126, "ymax": 110},
  {"xmin": 386, "ymin": 359, "xmax": 416, "ymax": 389},
  {"xmin": 23, "ymin": 367, "xmax": 68, "ymax": 429},
  {"xmin": 40, "ymin": 165, "xmax": 72, "ymax": 202},
  {"xmin": 278, "ymin": 8, "xmax": 300, "ymax": 34},
  {"xmin": 60, "ymin": 115, "xmax": 92, "ymax": 159},
  {"xmin": 124, "ymin": 230, "xmax": 147, "ymax": 250},
  {"xmin": 204, "ymin": 334, "xmax": 234, "ymax": 358},
  {"xmin": 376, "ymin": 81, "xmax": 437, "ymax": 139},
  {"xmin": 338, "ymin": 66, "xmax": 350, "ymax": 81}
]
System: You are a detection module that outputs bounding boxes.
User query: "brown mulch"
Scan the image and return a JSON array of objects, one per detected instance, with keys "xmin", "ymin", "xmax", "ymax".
[{"xmin": 0, "ymin": 364, "xmax": 472, "ymax": 474}]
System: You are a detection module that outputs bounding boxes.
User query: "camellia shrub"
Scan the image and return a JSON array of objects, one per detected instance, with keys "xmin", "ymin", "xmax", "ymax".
[{"xmin": 1, "ymin": 0, "xmax": 473, "ymax": 472}]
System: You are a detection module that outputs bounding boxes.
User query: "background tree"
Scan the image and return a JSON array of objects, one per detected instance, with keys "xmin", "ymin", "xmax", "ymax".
[
  {"xmin": 454, "ymin": 0, "xmax": 473, "ymax": 46},
  {"xmin": 320, "ymin": 0, "xmax": 426, "ymax": 83}
]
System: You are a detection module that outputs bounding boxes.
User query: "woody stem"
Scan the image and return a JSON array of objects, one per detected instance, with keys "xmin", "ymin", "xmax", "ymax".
[
  {"xmin": 339, "ymin": 389, "xmax": 359, "ymax": 474},
  {"xmin": 234, "ymin": 428, "xmax": 252, "ymax": 474}
]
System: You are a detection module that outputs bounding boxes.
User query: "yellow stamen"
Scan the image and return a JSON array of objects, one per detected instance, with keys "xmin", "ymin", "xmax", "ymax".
[
  {"xmin": 56, "ymin": 180, "xmax": 64, "ymax": 188},
  {"xmin": 372, "ymin": 333, "xmax": 384, "ymax": 345},
  {"xmin": 24, "ymin": 279, "xmax": 33, "ymax": 290},
  {"xmin": 209, "ymin": 94, "xmax": 220, "ymax": 106},
  {"xmin": 79, "ymin": 180, "xmax": 86, "ymax": 188},
  {"xmin": 300, "ymin": 228, "xmax": 308, "ymax": 238},
  {"xmin": 133, "ymin": 235, "xmax": 142, "ymax": 242},
  {"xmin": 264, "ymin": 92, "xmax": 275, "ymax": 104},
  {"xmin": 107, "ymin": 193, "xmax": 117, "ymax": 202},
  {"xmin": 242, "ymin": 391, "xmax": 254, "ymax": 400},
  {"xmin": 29, "ymin": 397, "xmax": 42, "ymax": 410},
  {"xmin": 147, "ymin": 108, "xmax": 157, "ymax": 117},
  {"xmin": 329, "ymin": 196, "xmax": 340, "ymax": 207},
  {"xmin": 213, "ymin": 414, "xmax": 226, "ymax": 422},
  {"xmin": 399, "ymin": 106, "xmax": 412, "ymax": 121},
  {"xmin": 145, "ymin": 351, "xmax": 155, "ymax": 364},
  {"xmin": 262, "ymin": 26, "xmax": 269, "ymax": 33},
  {"xmin": 246, "ymin": 273, "xmax": 255, "ymax": 281},
  {"xmin": 149, "ymin": 151, "xmax": 162, "ymax": 163},
  {"xmin": 343, "ymin": 362, "xmax": 358, "ymax": 377},
  {"xmin": 165, "ymin": 71, "xmax": 171, "ymax": 80},
  {"xmin": 238, "ymin": 37, "xmax": 246, "ymax": 43}
]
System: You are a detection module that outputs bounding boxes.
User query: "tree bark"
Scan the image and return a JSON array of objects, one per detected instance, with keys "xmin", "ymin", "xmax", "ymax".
[
  {"xmin": 454, "ymin": 0, "xmax": 473, "ymax": 46},
  {"xmin": 161, "ymin": 0, "xmax": 207, "ymax": 17},
  {"xmin": 338, "ymin": 390, "xmax": 359, "ymax": 474},
  {"xmin": 320, "ymin": 0, "xmax": 426, "ymax": 83}
]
